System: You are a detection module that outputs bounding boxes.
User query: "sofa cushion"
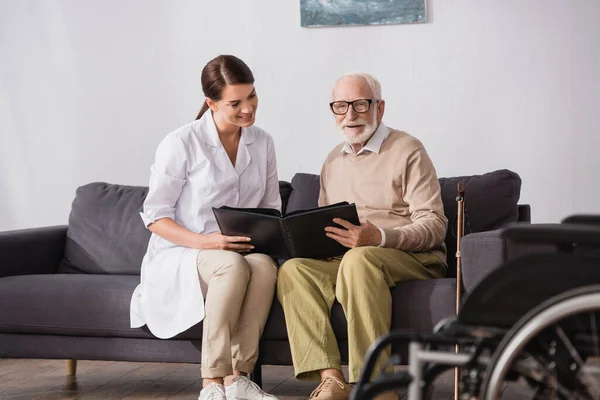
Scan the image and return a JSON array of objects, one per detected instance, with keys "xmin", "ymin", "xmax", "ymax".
[
  {"xmin": 261, "ymin": 277, "xmax": 456, "ymax": 340},
  {"xmin": 439, "ymin": 169, "xmax": 522, "ymax": 271},
  {"xmin": 0, "ymin": 274, "xmax": 455, "ymax": 345},
  {"xmin": 285, "ymin": 170, "xmax": 522, "ymax": 272},
  {"xmin": 59, "ymin": 183, "xmax": 151, "ymax": 275},
  {"xmin": 0, "ymin": 274, "xmax": 204, "ymax": 340},
  {"xmin": 286, "ymin": 169, "xmax": 521, "ymax": 227},
  {"xmin": 0, "ymin": 274, "xmax": 147, "ymax": 337},
  {"xmin": 285, "ymin": 173, "xmax": 321, "ymax": 214},
  {"xmin": 439, "ymin": 169, "xmax": 521, "ymax": 234},
  {"xmin": 60, "ymin": 182, "xmax": 295, "ymax": 275}
]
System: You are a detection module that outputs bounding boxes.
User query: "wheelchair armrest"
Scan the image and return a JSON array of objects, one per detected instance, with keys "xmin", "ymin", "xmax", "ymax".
[
  {"xmin": 460, "ymin": 230, "xmax": 555, "ymax": 294},
  {"xmin": 501, "ymin": 222, "xmax": 600, "ymax": 247},
  {"xmin": 561, "ymin": 214, "xmax": 600, "ymax": 226}
]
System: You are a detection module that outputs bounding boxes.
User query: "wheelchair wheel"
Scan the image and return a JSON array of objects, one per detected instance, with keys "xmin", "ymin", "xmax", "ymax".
[{"xmin": 482, "ymin": 285, "xmax": 600, "ymax": 399}]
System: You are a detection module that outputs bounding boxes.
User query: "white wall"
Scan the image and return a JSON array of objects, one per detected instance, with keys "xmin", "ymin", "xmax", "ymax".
[{"xmin": 1, "ymin": 0, "xmax": 599, "ymax": 231}]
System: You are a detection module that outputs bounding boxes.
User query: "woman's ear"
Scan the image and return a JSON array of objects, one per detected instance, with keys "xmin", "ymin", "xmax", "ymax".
[{"xmin": 206, "ymin": 98, "xmax": 218, "ymax": 112}]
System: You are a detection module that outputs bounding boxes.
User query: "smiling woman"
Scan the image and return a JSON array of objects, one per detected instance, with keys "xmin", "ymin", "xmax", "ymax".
[
  {"xmin": 130, "ymin": 54, "xmax": 282, "ymax": 400},
  {"xmin": 195, "ymin": 55, "xmax": 256, "ymax": 122},
  {"xmin": 208, "ymin": 83, "xmax": 259, "ymax": 166}
]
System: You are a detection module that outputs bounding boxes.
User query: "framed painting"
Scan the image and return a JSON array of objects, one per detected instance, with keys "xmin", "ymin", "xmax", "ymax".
[{"xmin": 300, "ymin": 0, "xmax": 427, "ymax": 28}]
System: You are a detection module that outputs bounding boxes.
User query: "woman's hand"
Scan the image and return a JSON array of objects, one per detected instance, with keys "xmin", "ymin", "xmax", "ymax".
[
  {"xmin": 147, "ymin": 218, "xmax": 254, "ymax": 253},
  {"xmin": 198, "ymin": 232, "xmax": 254, "ymax": 253}
]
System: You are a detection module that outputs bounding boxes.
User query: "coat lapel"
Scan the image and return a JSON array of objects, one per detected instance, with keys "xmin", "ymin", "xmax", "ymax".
[
  {"xmin": 200, "ymin": 113, "xmax": 256, "ymax": 176},
  {"xmin": 199, "ymin": 112, "xmax": 230, "ymax": 174},
  {"xmin": 235, "ymin": 127, "xmax": 255, "ymax": 176},
  {"xmin": 212, "ymin": 147, "xmax": 231, "ymax": 174}
]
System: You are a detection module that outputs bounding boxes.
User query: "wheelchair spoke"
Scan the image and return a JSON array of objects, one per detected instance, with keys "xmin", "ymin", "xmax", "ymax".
[
  {"xmin": 555, "ymin": 325, "xmax": 585, "ymax": 366},
  {"xmin": 552, "ymin": 324, "xmax": 600, "ymax": 398},
  {"xmin": 511, "ymin": 354, "xmax": 574, "ymax": 399}
]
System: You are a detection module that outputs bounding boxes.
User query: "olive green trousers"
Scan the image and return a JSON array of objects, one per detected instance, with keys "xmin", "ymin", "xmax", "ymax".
[{"xmin": 276, "ymin": 246, "xmax": 445, "ymax": 382}]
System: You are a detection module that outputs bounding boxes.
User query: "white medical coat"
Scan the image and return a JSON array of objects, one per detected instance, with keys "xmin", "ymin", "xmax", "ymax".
[{"xmin": 130, "ymin": 111, "xmax": 281, "ymax": 339}]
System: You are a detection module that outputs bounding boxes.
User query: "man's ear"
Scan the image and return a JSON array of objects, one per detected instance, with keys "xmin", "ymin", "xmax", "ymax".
[
  {"xmin": 377, "ymin": 99, "xmax": 385, "ymax": 122},
  {"xmin": 206, "ymin": 97, "xmax": 218, "ymax": 112}
]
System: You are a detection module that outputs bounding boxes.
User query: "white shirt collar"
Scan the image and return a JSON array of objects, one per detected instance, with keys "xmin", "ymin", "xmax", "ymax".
[
  {"xmin": 198, "ymin": 111, "xmax": 255, "ymax": 147},
  {"xmin": 340, "ymin": 122, "xmax": 389, "ymax": 155}
]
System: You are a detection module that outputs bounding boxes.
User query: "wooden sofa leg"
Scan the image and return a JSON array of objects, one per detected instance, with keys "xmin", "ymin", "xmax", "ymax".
[
  {"xmin": 249, "ymin": 363, "xmax": 263, "ymax": 388},
  {"xmin": 66, "ymin": 359, "xmax": 77, "ymax": 376}
]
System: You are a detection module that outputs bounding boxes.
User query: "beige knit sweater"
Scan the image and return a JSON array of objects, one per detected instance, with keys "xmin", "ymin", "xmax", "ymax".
[{"xmin": 318, "ymin": 128, "xmax": 448, "ymax": 264}]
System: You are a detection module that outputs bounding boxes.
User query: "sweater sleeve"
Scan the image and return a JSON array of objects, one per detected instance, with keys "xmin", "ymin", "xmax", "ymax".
[{"xmin": 382, "ymin": 147, "xmax": 448, "ymax": 251}]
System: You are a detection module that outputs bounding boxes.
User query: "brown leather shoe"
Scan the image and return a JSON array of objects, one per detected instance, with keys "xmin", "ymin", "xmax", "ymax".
[{"xmin": 309, "ymin": 376, "xmax": 351, "ymax": 400}]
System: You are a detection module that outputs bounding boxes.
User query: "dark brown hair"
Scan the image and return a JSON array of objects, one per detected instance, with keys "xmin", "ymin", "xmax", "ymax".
[{"xmin": 195, "ymin": 55, "xmax": 255, "ymax": 120}]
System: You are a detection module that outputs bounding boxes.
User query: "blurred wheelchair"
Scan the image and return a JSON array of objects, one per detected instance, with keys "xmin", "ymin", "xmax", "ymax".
[{"xmin": 351, "ymin": 214, "xmax": 600, "ymax": 400}]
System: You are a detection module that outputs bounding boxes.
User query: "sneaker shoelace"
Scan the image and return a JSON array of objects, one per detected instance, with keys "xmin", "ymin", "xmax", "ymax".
[
  {"xmin": 237, "ymin": 376, "xmax": 268, "ymax": 397},
  {"xmin": 309, "ymin": 376, "xmax": 346, "ymax": 398},
  {"xmin": 203, "ymin": 383, "xmax": 226, "ymax": 400}
]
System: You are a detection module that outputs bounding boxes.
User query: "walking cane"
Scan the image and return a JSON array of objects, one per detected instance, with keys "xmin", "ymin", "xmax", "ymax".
[{"xmin": 454, "ymin": 182, "xmax": 466, "ymax": 400}]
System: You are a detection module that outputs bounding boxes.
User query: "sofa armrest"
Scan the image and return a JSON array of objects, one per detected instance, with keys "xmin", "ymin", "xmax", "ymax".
[
  {"xmin": 0, "ymin": 225, "xmax": 67, "ymax": 278},
  {"xmin": 561, "ymin": 214, "xmax": 600, "ymax": 225},
  {"xmin": 460, "ymin": 229, "xmax": 555, "ymax": 294}
]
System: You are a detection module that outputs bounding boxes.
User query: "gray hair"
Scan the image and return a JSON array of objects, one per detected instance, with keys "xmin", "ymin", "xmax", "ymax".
[{"xmin": 334, "ymin": 72, "xmax": 382, "ymax": 100}]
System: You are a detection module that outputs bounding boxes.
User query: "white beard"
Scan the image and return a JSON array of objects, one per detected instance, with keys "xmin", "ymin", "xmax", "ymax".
[{"xmin": 337, "ymin": 118, "xmax": 378, "ymax": 145}]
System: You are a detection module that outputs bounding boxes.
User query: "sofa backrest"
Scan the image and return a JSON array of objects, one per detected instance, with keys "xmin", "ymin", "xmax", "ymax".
[
  {"xmin": 59, "ymin": 183, "xmax": 151, "ymax": 275},
  {"xmin": 59, "ymin": 181, "xmax": 295, "ymax": 275},
  {"xmin": 59, "ymin": 169, "xmax": 523, "ymax": 275},
  {"xmin": 282, "ymin": 169, "xmax": 524, "ymax": 273},
  {"xmin": 438, "ymin": 170, "xmax": 523, "ymax": 272}
]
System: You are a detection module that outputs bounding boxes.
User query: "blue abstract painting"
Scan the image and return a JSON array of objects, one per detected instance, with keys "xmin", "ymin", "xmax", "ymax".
[{"xmin": 301, "ymin": 0, "xmax": 426, "ymax": 28}]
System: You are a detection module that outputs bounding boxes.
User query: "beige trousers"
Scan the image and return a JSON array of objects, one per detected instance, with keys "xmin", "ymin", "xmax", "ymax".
[
  {"xmin": 197, "ymin": 250, "xmax": 277, "ymax": 378},
  {"xmin": 277, "ymin": 246, "xmax": 446, "ymax": 383}
]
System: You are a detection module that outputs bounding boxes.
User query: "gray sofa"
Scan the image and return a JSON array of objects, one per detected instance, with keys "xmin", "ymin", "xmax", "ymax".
[{"xmin": 0, "ymin": 169, "xmax": 539, "ymax": 385}]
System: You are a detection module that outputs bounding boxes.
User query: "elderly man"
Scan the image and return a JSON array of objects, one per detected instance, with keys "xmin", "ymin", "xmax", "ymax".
[{"xmin": 276, "ymin": 72, "xmax": 448, "ymax": 400}]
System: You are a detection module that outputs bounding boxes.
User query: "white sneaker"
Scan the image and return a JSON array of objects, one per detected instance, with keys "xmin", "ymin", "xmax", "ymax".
[
  {"xmin": 199, "ymin": 382, "xmax": 227, "ymax": 400},
  {"xmin": 225, "ymin": 376, "xmax": 279, "ymax": 400}
]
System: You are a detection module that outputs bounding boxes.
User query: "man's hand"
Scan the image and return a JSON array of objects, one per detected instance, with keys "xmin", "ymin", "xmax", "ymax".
[{"xmin": 324, "ymin": 218, "xmax": 382, "ymax": 248}]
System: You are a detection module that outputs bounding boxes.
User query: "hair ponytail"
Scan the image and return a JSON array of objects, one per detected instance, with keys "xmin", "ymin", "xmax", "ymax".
[
  {"xmin": 196, "ymin": 101, "xmax": 209, "ymax": 120},
  {"xmin": 194, "ymin": 55, "xmax": 255, "ymax": 121}
]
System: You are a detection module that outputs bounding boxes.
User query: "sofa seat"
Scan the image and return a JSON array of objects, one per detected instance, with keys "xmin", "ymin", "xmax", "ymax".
[
  {"xmin": 0, "ymin": 273, "xmax": 456, "ymax": 343},
  {"xmin": 0, "ymin": 274, "xmax": 153, "ymax": 339},
  {"xmin": 0, "ymin": 274, "xmax": 212, "ymax": 340},
  {"xmin": 262, "ymin": 277, "xmax": 457, "ymax": 341}
]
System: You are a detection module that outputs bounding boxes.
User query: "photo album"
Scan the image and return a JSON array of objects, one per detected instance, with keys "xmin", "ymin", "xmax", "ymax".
[{"xmin": 213, "ymin": 202, "xmax": 359, "ymax": 259}]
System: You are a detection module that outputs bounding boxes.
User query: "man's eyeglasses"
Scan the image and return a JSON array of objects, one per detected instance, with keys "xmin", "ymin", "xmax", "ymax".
[{"xmin": 329, "ymin": 99, "xmax": 379, "ymax": 115}]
